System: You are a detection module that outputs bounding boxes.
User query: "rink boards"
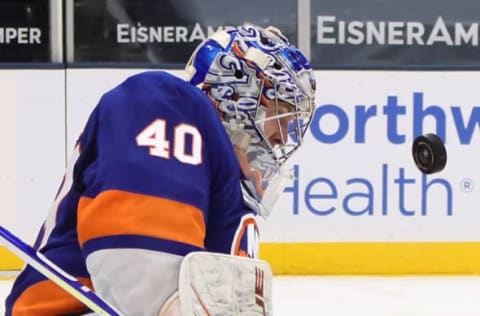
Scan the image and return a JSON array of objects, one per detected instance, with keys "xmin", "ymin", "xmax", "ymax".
[
  {"xmin": 4, "ymin": 242, "xmax": 480, "ymax": 274},
  {"xmin": 0, "ymin": 69, "xmax": 479, "ymax": 274}
]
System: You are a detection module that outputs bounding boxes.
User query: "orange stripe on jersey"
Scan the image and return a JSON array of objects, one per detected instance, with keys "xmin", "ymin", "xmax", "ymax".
[
  {"xmin": 12, "ymin": 277, "xmax": 92, "ymax": 315},
  {"xmin": 77, "ymin": 190, "xmax": 206, "ymax": 248}
]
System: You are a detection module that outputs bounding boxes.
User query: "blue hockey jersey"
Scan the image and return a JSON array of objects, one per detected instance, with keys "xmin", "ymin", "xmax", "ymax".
[{"xmin": 6, "ymin": 71, "xmax": 258, "ymax": 315}]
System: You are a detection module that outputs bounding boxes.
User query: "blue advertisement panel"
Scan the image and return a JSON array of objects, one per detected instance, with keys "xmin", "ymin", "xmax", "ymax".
[
  {"xmin": 311, "ymin": 0, "xmax": 480, "ymax": 69},
  {"xmin": 71, "ymin": 0, "xmax": 297, "ymax": 65}
]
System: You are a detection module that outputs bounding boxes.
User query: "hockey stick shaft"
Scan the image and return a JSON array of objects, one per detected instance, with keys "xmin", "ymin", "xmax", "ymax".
[{"xmin": 0, "ymin": 225, "xmax": 124, "ymax": 316}]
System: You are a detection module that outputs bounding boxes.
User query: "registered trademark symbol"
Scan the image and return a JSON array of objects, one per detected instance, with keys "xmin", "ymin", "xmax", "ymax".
[{"xmin": 460, "ymin": 178, "xmax": 474, "ymax": 193}]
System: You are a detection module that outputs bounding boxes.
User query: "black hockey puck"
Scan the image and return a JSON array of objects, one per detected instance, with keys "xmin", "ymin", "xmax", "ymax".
[{"xmin": 412, "ymin": 133, "xmax": 447, "ymax": 174}]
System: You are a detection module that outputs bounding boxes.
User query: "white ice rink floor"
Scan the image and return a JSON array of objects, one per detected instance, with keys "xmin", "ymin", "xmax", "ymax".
[{"xmin": 2, "ymin": 275, "xmax": 480, "ymax": 315}]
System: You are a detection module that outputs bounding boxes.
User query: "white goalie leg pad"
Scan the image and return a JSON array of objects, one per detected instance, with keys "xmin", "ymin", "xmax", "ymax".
[{"xmin": 178, "ymin": 252, "xmax": 273, "ymax": 316}]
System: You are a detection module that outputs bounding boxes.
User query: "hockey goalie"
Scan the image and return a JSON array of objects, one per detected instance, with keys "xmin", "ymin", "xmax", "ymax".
[{"xmin": 5, "ymin": 23, "xmax": 316, "ymax": 315}]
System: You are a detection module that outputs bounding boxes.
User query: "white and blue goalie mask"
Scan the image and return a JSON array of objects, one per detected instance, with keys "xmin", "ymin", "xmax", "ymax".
[{"xmin": 185, "ymin": 23, "xmax": 316, "ymax": 218}]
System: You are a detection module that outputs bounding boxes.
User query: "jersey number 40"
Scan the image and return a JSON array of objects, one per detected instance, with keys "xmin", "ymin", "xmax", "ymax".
[{"xmin": 136, "ymin": 119, "xmax": 202, "ymax": 165}]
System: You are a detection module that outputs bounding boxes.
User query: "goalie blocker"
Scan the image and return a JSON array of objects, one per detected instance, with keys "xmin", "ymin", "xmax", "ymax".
[{"xmin": 160, "ymin": 252, "xmax": 273, "ymax": 316}]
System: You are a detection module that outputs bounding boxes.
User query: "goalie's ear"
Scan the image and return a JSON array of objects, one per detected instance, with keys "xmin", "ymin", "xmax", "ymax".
[{"xmin": 178, "ymin": 252, "xmax": 273, "ymax": 316}]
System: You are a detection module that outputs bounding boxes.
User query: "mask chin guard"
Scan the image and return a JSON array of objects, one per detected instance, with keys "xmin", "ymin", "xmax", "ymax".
[
  {"xmin": 241, "ymin": 167, "xmax": 293, "ymax": 219},
  {"xmin": 258, "ymin": 167, "xmax": 293, "ymax": 218}
]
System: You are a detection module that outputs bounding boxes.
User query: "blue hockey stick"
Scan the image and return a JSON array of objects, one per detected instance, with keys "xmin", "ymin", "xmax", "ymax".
[{"xmin": 0, "ymin": 225, "xmax": 124, "ymax": 316}]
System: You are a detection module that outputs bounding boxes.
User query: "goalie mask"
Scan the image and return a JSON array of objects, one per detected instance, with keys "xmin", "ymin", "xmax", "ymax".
[{"xmin": 185, "ymin": 23, "xmax": 316, "ymax": 218}]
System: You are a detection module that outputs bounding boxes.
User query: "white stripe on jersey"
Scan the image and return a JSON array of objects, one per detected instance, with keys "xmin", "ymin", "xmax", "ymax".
[{"xmin": 38, "ymin": 145, "xmax": 80, "ymax": 249}]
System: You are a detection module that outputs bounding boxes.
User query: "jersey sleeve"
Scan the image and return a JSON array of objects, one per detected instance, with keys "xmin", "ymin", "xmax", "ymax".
[
  {"xmin": 75, "ymin": 71, "xmax": 257, "ymax": 260},
  {"xmin": 75, "ymin": 71, "xmax": 217, "ymax": 258}
]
